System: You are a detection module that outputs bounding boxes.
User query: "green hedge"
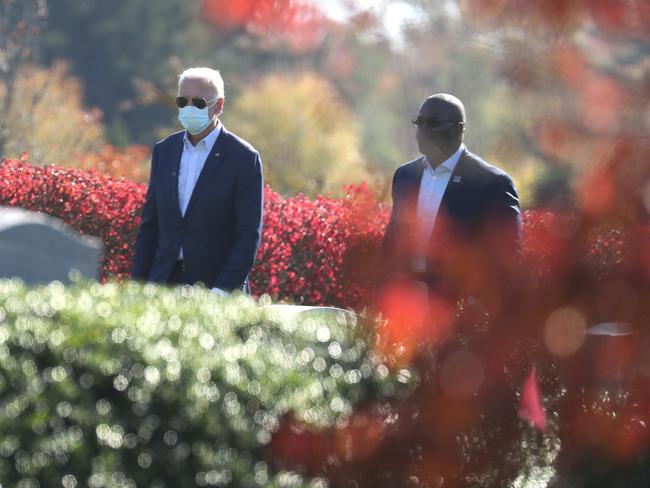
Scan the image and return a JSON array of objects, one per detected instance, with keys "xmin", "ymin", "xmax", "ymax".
[{"xmin": 0, "ymin": 279, "xmax": 411, "ymax": 487}]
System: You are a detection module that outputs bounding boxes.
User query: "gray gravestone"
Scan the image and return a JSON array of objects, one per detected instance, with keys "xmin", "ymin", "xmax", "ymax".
[{"xmin": 0, "ymin": 207, "xmax": 101, "ymax": 285}]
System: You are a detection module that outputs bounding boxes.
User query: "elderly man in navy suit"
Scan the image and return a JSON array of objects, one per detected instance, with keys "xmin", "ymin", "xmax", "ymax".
[
  {"xmin": 132, "ymin": 67, "xmax": 263, "ymax": 294},
  {"xmin": 383, "ymin": 93, "xmax": 521, "ymax": 304}
]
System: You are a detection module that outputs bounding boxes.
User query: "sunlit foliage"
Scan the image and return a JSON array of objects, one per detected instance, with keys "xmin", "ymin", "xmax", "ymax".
[
  {"xmin": 0, "ymin": 279, "xmax": 411, "ymax": 487},
  {"xmin": 225, "ymin": 73, "xmax": 373, "ymax": 197},
  {"xmin": 0, "ymin": 62, "xmax": 105, "ymax": 164}
]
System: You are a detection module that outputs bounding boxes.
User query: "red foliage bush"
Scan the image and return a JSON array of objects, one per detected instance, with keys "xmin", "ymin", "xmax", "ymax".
[
  {"xmin": 252, "ymin": 182, "xmax": 389, "ymax": 307},
  {"xmin": 0, "ymin": 157, "xmax": 388, "ymax": 307},
  {"xmin": 1, "ymin": 156, "xmax": 647, "ymax": 311},
  {"xmin": 0, "ymin": 155, "xmax": 145, "ymax": 280}
]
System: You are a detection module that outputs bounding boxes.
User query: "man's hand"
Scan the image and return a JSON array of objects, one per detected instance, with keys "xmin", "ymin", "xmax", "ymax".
[{"xmin": 211, "ymin": 287, "xmax": 228, "ymax": 297}]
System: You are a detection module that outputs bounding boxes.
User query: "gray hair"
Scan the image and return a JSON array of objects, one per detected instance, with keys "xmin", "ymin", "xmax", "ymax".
[{"xmin": 178, "ymin": 67, "xmax": 225, "ymax": 99}]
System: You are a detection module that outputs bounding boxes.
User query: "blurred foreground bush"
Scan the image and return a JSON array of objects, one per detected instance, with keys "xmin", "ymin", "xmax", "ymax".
[{"xmin": 0, "ymin": 279, "xmax": 409, "ymax": 487}]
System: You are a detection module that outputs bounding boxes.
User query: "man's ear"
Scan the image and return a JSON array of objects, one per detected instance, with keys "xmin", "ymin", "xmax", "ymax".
[
  {"xmin": 445, "ymin": 121, "xmax": 464, "ymax": 139},
  {"xmin": 215, "ymin": 98, "xmax": 224, "ymax": 116}
]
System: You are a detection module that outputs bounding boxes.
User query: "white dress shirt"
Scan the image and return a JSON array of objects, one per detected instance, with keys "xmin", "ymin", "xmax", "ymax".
[
  {"xmin": 412, "ymin": 143, "xmax": 465, "ymax": 272},
  {"xmin": 178, "ymin": 124, "xmax": 221, "ymax": 219},
  {"xmin": 177, "ymin": 124, "xmax": 227, "ymax": 296}
]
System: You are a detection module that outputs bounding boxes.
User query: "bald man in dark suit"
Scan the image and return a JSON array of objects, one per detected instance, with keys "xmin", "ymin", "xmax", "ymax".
[{"xmin": 383, "ymin": 93, "xmax": 521, "ymax": 304}]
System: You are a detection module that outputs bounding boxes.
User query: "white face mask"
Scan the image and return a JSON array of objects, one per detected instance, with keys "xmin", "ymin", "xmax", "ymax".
[{"xmin": 178, "ymin": 99, "xmax": 216, "ymax": 135}]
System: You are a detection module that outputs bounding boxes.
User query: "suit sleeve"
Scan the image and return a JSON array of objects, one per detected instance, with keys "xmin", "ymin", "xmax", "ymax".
[
  {"xmin": 382, "ymin": 170, "xmax": 400, "ymax": 258},
  {"xmin": 212, "ymin": 151, "xmax": 264, "ymax": 290},
  {"xmin": 131, "ymin": 145, "xmax": 159, "ymax": 280},
  {"xmin": 486, "ymin": 174, "xmax": 522, "ymax": 256}
]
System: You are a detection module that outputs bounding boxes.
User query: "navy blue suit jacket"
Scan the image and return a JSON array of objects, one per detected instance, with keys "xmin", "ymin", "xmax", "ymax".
[
  {"xmin": 383, "ymin": 148, "xmax": 521, "ymax": 279},
  {"xmin": 132, "ymin": 127, "xmax": 263, "ymax": 291}
]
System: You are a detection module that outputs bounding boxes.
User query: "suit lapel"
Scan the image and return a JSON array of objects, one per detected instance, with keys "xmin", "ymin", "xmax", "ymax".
[
  {"xmin": 183, "ymin": 127, "xmax": 229, "ymax": 219},
  {"xmin": 439, "ymin": 149, "xmax": 468, "ymax": 214},
  {"xmin": 164, "ymin": 133, "xmax": 184, "ymax": 221},
  {"xmin": 406, "ymin": 157, "xmax": 426, "ymax": 202},
  {"xmin": 428, "ymin": 149, "xmax": 468, "ymax": 242}
]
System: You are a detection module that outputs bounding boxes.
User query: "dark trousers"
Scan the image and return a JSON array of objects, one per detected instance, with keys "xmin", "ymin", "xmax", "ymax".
[
  {"xmin": 168, "ymin": 260, "xmax": 189, "ymax": 285},
  {"xmin": 167, "ymin": 260, "xmax": 250, "ymax": 294}
]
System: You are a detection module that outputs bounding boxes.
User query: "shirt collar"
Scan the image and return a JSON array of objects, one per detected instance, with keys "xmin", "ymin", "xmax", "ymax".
[
  {"xmin": 183, "ymin": 120, "xmax": 222, "ymax": 150},
  {"xmin": 424, "ymin": 143, "xmax": 465, "ymax": 174}
]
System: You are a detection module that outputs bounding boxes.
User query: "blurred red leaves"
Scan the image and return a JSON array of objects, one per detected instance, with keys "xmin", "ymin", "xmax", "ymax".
[
  {"xmin": 564, "ymin": 389, "xmax": 650, "ymax": 465},
  {"xmin": 552, "ymin": 43, "xmax": 589, "ymax": 88},
  {"xmin": 461, "ymin": 0, "xmax": 650, "ymax": 35},
  {"xmin": 578, "ymin": 141, "xmax": 649, "ymax": 225},
  {"xmin": 200, "ymin": 0, "xmax": 327, "ymax": 51},
  {"xmin": 270, "ymin": 414, "xmax": 332, "ymax": 472},
  {"xmin": 518, "ymin": 366, "xmax": 547, "ymax": 433},
  {"xmin": 335, "ymin": 412, "xmax": 386, "ymax": 462},
  {"xmin": 521, "ymin": 210, "xmax": 574, "ymax": 285},
  {"xmin": 578, "ymin": 163, "xmax": 616, "ymax": 218},
  {"xmin": 201, "ymin": 0, "xmax": 258, "ymax": 26},
  {"xmin": 375, "ymin": 281, "xmax": 453, "ymax": 367},
  {"xmin": 271, "ymin": 407, "xmax": 391, "ymax": 481},
  {"xmin": 581, "ymin": 75, "xmax": 625, "ymax": 132}
]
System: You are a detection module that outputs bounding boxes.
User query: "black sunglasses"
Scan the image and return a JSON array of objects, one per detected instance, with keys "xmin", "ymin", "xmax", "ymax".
[
  {"xmin": 412, "ymin": 116, "xmax": 460, "ymax": 130},
  {"xmin": 175, "ymin": 96, "xmax": 215, "ymax": 109}
]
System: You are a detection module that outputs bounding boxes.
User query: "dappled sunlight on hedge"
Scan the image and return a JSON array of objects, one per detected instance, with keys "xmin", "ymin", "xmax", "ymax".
[{"xmin": 0, "ymin": 279, "xmax": 411, "ymax": 486}]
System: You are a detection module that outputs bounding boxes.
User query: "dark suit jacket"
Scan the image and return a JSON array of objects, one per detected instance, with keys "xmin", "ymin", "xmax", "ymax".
[
  {"xmin": 383, "ymin": 148, "xmax": 521, "ymax": 293},
  {"xmin": 132, "ymin": 127, "xmax": 263, "ymax": 291}
]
